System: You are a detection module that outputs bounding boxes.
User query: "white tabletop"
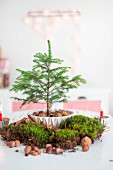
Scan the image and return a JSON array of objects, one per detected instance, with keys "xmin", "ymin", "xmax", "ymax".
[{"xmin": 0, "ymin": 115, "xmax": 113, "ymax": 170}]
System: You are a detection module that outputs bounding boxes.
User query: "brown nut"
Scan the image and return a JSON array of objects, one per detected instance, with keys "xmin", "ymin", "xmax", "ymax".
[
  {"xmin": 46, "ymin": 146, "xmax": 53, "ymax": 154},
  {"xmin": 81, "ymin": 136, "xmax": 92, "ymax": 147},
  {"xmin": 56, "ymin": 113, "xmax": 62, "ymax": 117},
  {"xmin": 37, "ymin": 150, "xmax": 41, "ymax": 155},
  {"xmin": 46, "ymin": 144, "xmax": 52, "ymax": 148},
  {"xmin": 24, "ymin": 146, "xmax": 32, "ymax": 154},
  {"xmin": 30, "ymin": 150, "xmax": 35, "ymax": 155},
  {"xmin": 32, "ymin": 146, "xmax": 39, "ymax": 152},
  {"xmin": 6, "ymin": 141, "xmax": 10, "ymax": 146},
  {"xmin": 38, "ymin": 112, "xmax": 47, "ymax": 117},
  {"xmin": 43, "ymin": 148, "xmax": 47, "ymax": 153},
  {"xmin": 9, "ymin": 141, "xmax": 15, "ymax": 148},
  {"xmin": 15, "ymin": 140, "xmax": 20, "ymax": 147},
  {"xmin": 55, "ymin": 148, "xmax": 64, "ymax": 154},
  {"xmin": 82, "ymin": 145, "xmax": 89, "ymax": 152},
  {"xmin": 62, "ymin": 111, "xmax": 69, "ymax": 116},
  {"xmin": 32, "ymin": 151, "xmax": 39, "ymax": 156}
]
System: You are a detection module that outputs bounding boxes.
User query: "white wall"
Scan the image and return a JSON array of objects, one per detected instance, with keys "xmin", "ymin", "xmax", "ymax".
[{"xmin": 0, "ymin": 0, "xmax": 113, "ymax": 114}]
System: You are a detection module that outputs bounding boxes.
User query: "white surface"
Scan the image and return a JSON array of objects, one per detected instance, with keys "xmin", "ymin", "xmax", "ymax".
[{"xmin": 0, "ymin": 115, "xmax": 113, "ymax": 170}]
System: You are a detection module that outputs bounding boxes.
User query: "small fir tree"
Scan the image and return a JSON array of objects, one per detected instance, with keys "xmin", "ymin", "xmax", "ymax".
[{"xmin": 10, "ymin": 40, "xmax": 86, "ymax": 116}]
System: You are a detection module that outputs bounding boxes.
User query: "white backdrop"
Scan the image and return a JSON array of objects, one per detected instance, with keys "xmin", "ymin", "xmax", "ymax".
[{"xmin": 0, "ymin": 0, "xmax": 113, "ymax": 114}]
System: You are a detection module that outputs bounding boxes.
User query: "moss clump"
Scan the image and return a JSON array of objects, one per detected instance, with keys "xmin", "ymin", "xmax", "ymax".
[
  {"xmin": 0, "ymin": 122, "xmax": 52, "ymax": 148},
  {"xmin": 0, "ymin": 115, "xmax": 104, "ymax": 149},
  {"xmin": 59, "ymin": 115, "xmax": 104, "ymax": 140},
  {"xmin": 53, "ymin": 129, "xmax": 80, "ymax": 149}
]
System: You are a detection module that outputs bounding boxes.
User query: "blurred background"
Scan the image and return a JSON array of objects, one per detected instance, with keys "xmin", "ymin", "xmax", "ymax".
[{"xmin": 0, "ymin": 0, "xmax": 113, "ymax": 115}]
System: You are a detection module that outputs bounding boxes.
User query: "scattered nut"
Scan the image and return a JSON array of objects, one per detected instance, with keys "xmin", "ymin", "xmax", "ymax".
[
  {"xmin": 32, "ymin": 151, "xmax": 39, "ymax": 156},
  {"xmin": 9, "ymin": 141, "xmax": 15, "ymax": 148},
  {"xmin": 81, "ymin": 136, "xmax": 92, "ymax": 147},
  {"xmin": 32, "ymin": 146, "xmax": 38, "ymax": 152},
  {"xmin": 46, "ymin": 146, "xmax": 53, "ymax": 154},
  {"xmin": 37, "ymin": 150, "xmax": 41, "ymax": 155},
  {"xmin": 46, "ymin": 144, "xmax": 52, "ymax": 148},
  {"xmin": 30, "ymin": 150, "xmax": 35, "ymax": 155},
  {"xmin": 24, "ymin": 146, "xmax": 32, "ymax": 154},
  {"xmin": 54, "ymin": 148, "xmax": 64, "ymax": 154},
  {"xmin": 6, "ymin": 141, "xmax": 10, "ymax": 146},
  {"xmin": 43, "ymin": 148, "xmax": 47, "ymax": 153},
  {"xmin": 15, "ymin": 140, "xmax": 20, "ymax": 147},
  {"xmin": 82, "ymin": 144, "xmax": 89, "ymax": 152}
]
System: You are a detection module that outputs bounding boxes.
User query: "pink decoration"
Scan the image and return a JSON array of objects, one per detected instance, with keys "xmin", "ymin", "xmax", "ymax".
[
  {"xmin": 12, "ymin": 100, "xmax": 101, "ymax": 113},
  {"xmin": 12, "ymin": 101, "xmax": 46, "ymax": 112},
  {"xmin": 0, "ymin": 58, "xmax": 10, "ymax": 72},
  {"xmin": 63, "ymin": 100, "xmax": 101, "ymax": 112}
]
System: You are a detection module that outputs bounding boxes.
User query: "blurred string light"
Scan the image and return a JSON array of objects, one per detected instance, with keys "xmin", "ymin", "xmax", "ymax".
[
  {"xmin": 23, "ymin": 9, "xmax": 82, "ymax": 75},
  {"xmin": 23, "ymin": 9, "xmax": 81, "ymax": 33}
]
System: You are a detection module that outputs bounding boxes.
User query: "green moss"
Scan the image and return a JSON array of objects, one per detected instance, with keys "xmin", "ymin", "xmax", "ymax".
[
  {"xmin": 55, "ymin": 129, "xmax": 79, "ymax": 141},
  {"xmin": 0, "ymin": 115, "xmax": 104, "ymax": 148},
  {"xmin": 59, "ymin": 115, "xmax": 104, "ymax": 139},
  {"xmin": 0, "ymin": 122, "xmax": 52, "ymax": 148}
]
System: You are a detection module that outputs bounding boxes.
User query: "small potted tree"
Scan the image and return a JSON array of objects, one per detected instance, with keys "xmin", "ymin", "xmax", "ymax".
[{"xmin": 10, "ymin": 40, "xmax": 86, "ymax": 126}]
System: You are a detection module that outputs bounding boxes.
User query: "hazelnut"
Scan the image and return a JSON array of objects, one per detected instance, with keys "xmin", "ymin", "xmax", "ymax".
[
  {"xmin": 46, "ymin": 144, "xmax": 52, "ymax": 148},
  {"xmin": 81, "ymin": 136, "xmax": 92, "ymax": 147},
  {"xmin": 32, "ymin": 146, "xmax": 38, "ymax": 152},
  {"xmin": 56, "ymin": 113, "xmax": 62, "ymax": 117},
  {"xmin": 37, "ymin": 150, "xmax": 41, "ymax": 155},
  {"xmin": 62, "ymin": 111, "xmax": 69, "ymax": 116},
  {"xmin": 43, "ymin": 148, "xmax": 47, "ymax": 153},
  {"xmin": 15, "ymin": 140, "xmax": 20, "ymax": 147},
  {"xmin": 9, "ymin": 141, "xmax": 15, "ymax": 148},
  {"xmin": 46, "ymin": 146, "xmax": 53, "ymax": 154},
  {"xmin": 82, "ymin": 145, "xmax": 89, "ymax": 152},
  {"xmin": 30, "ymin": 150, "xmax": 35, "ymax": 155},
  {"xmin": 54, "ymin": 148, "xmax": 64, "ymax": 154},
  {"xmin": 6, "ymin": 141, "xmax": 10, "ymax": 146},
  {"xmin": 31, "ymin": 151, "xmax": 38, "ymax": 156},
  {"xmin": 39, "ymin": 112, "xmax": 47, "ymax": 117},
  {"xmin": 24, "ymin": 146, "xmax": 32, "ymax": 154}
]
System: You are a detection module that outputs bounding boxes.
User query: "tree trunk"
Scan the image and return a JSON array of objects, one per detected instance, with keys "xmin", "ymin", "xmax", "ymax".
[{"xmin": 47, "ymin": 102, "xmax": 50, "ymax": 116}]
